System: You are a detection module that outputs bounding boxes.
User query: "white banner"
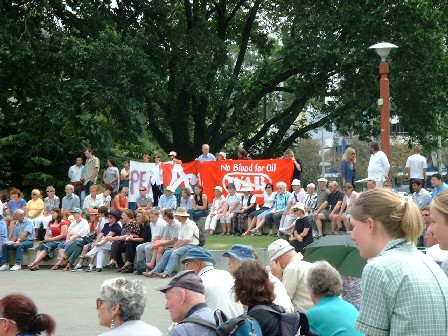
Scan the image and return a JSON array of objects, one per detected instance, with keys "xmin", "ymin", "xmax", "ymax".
[{"xmin": 129, "ymin": 161, "xmax": 155, "ymax": 202}]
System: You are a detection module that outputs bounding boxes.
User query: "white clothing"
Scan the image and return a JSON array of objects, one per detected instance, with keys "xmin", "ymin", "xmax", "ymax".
[
  {"xmin": 68, "ymin": 219, "xmax": 90, "ymax": 237},
  {"xmin": 367, "ymin": 151, "xmax": 390, "ymax": 182},
  {"xmin": 86, "ymin": 240, "xmax": 113, "ymax": 268},
  {"xmin": 33, "ymin": 215, "xmax": 53, "ymax": 229},
  {"xmin": 263, "ymin": 191, "xmax": 277, "ymax": 208},
  {"xmin": 269, "ymin": 272, "xmax": 295, "ymax": 312},
  {"xmin": 150, "ymin": 218, "xmax": 167, "ymax": 242},
  {"xmin": 83, "ymin": 195, "xmax": 102, "ymax": 211},
  {"xmin": 98, "ymin": 320, "xmax": 163, "ymax": 336},
  {"xmin": 99, "ymin": 193, "xmax": 112, "ymax": 208},
  {"xmin": 68, "ymin": 164, "xmax": 84, "ymax": 182},
  {"xmin": 240, "ymin": 194, "xmax": 256, "ymax": 208},
  {"xmin": 199, "ymin": 266, "xmax": 244, "ymax": 318},
  {"xmin": 150, "ymin": 162, "xmax": 163, "ymax": 186},
  {"xmin": 221, "ymin": 193, "xmax": 241, "ymax": 224},
  {"xmin": 406, "ymin": 153, "xmax": 427, "ymax": 179},
  {"xmin": 426, "ymin": 244, "xmax": 448, "ymax": 263},
  {"xmin": 178, "ymin": 219, "xmax": 199, "ymax": 245},
  {"xmin": 205, "ymin": 196, "xmax": 226, "ymax": 231}
]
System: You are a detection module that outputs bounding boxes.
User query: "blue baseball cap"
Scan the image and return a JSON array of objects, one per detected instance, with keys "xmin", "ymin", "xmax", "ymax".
[
  {"xmin": 222, "ymin": 244, "xmax": 255, "ymax": 261},
  {"xmin": 181, "ymin": 247, "xmax": 216, "ymax": 265}
]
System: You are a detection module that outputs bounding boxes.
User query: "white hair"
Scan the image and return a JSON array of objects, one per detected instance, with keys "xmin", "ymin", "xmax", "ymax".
[
  {"xmin": 307, "ymin": 183, "xmax": 315, "ymax": 189},
  {"xmin": 276, "ymin": 181, "xmax": 287, "ymax": 189}
]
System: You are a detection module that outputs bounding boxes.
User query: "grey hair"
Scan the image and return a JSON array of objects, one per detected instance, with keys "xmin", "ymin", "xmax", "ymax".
[
  {"xmin": 14, "ymin": 209, "xmax": 25, "ymax": 216},
  {"xmin": 306, "ymin": 261, "xmax": 342, "ymax": 298},
  {"xmin": 100, "ymin": 278, "xmax": 147, "ymax": 322},
  {"xmin": 307, "ymin": 183, "xmax": 315, "ymax": 189},
  {"xmin": 65, "ymin": 184, "xmax": 74, "ymax": 191},
  {"xmin": 276, "ymin": 181, "xmax": 287, "ymax": 189}
]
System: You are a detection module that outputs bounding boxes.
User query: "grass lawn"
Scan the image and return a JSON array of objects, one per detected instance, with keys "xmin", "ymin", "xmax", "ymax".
[{"xmin": 203, "ymin": 234, "xmax": 278, "ymax": 250}]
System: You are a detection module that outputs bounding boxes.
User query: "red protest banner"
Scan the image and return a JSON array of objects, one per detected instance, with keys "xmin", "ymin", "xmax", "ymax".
[{"xmin": 161, "ymin": 159, "xmax": 293, "ymax": 203}]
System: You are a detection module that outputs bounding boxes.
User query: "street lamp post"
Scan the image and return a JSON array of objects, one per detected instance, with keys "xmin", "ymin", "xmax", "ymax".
[{"xmin": 369, "ymin": 42, "xmax": 398, "ymax": 161}]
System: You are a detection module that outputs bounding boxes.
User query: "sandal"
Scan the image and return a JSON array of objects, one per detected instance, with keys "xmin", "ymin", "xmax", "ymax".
[{"xmin": 157, "ymin": 272, "xmax": 169, "ymax": 279}]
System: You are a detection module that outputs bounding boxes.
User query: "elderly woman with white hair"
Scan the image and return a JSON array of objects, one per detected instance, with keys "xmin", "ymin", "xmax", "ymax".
[
  {"xmin": 304, "ymin": 183, "xmax": 318, "ymax": 216},
  {"xmin": 97, "ymin": 277, "xmax": 162, "ymax": 336},
  {"xmin": 264, "ymin": 181, "xmax": 291, "ymax": 236},
  {"xmin": 306, "ymin": 261, "xmax": 363, "ymax": 336}
]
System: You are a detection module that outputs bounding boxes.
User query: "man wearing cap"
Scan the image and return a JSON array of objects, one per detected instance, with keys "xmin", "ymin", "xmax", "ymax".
[
  {"xmin": 197, "ymin": 144, "xmax": 216, "ymax": 162},
  {"xmin": 167, "ymin": 151, "xmax": 182, "ymax": 164},
  {"xmin": 220, "ymin": 183, "xmax": 240, "ymax": 235},
  {"xmin": 223, "ymin": 244, "xmax": 294, "ymax": 312},
  {"xmin": 268, "ymin": 239, "xmax": 313, "ymax": 311},
  {"xmin": 182, "ymin": 247, "xmax": 244, "ymax": 318},
  {"xmin": 61, "ymin": 184, "xmax": 81, "ymax": 212},
  {"xmin": 156, "ymin": 270, "xmax": 216, "ymax": 335},
  {"xmin": 158, "ymin": 186, "xmax": 177, "ymax": 212},
  {"xmin": 146, "ymin": 207, "xmax": 199, "ymax": 278},
  {"xmin": 0, "ymin": 209, "xmax": 34, "ymax": 271},
  {"xmin": 279, "ymin": 179, "xmax": 307, "ymax": 232}
]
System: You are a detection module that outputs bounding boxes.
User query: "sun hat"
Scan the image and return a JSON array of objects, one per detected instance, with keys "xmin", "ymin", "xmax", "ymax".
[
  {"xmin": 291, "ymin": 179, "xmax": 301, "ymax": 186},
  {"xmin": 173, "ymin": 207, "xmax": 190, "ymax": 217},
  {"xmin": 217, "ymin": 152, "xmax": 227, "ymax": 160},
  {"xmin": 213, "ymin": 186, "xmax": 223, "ymax": 193},
  {"xmin": 181, "ymin": 247, "xmax": 216, "ymax": 265},
  {"xmin": 105, "ymin": 211, "xmax": 121, "ymax": 222},
  {"xmin": 291, "ymin": 202, "xmax": 305, "ymax": 212},
  {"xmin": 222, "ymin": 244, "xmax": 255, "ymax": 261},
  {"xmin": 168, "ymin": 151, "xmax": 177, "ymax": 156},
  {"xmin": 165, "ymin": 185, "xmax": 176, "ymax": 193},
  {"xmin": 155, "ymin": 270, "xmax": 205, "ymax": 294},
  {"xmin": 268, "ymin": 239, "xmax": 295, "ymax": 261}
]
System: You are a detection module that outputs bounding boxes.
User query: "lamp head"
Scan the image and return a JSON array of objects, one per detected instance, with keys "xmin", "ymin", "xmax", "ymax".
[{"xmin": 369, "ymin": 42, "xmax": 398, "ymax": 61}]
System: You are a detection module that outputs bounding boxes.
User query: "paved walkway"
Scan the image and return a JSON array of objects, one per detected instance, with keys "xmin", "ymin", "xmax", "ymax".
[{"xmin": 0, "ymin": 268, "xmax": 173, "ymax": 336}]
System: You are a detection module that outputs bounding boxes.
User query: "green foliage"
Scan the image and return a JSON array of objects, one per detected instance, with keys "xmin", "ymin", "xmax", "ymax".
[{"xmin": 1, "ymin": 0, "xmax": 447, "ymax": 190}]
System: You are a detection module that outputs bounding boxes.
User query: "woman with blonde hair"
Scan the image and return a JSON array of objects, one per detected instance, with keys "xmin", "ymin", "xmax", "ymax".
[
  {"xmin": 429, "ymin": 190, "xmax": 448, "ymax": 275},
  {"xmin": 350, "ymin": 188, "xmax": 448, "ymax": 335},
  {"xmin": 340, "ymin": 147, "xmax": 356, "ymax": 187}
]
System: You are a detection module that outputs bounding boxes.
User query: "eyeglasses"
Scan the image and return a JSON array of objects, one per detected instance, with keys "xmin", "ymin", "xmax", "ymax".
[
  {"xmin": 46, "ymin": 190, "xmax": 54, "ymax": 192},
  {"xmin": 139, "ymin": 189, "xmax": 146, "ymax": 191},
  {"xmin": 96, "ymin": 298, "xmax": 105, "ymax": 309},
  {"xmin": 0, "ymin": 317, "xmax": 16, "ymax": 325},
  {"xmin": 32, "ymin": 193, "xmax": 38, "ymax": 196}
]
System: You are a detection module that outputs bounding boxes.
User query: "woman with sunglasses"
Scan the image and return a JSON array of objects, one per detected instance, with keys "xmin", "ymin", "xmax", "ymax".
[
  {"xmin": 0, "ymin": 294, "xmax": 55, "ymax": 335},
  {"xmin": 27, "ymin": 189, "xmax": 44, "ymax": 237}
]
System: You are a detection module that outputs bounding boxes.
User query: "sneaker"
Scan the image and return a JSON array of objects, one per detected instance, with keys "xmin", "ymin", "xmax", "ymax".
[
  {"xmin": 71, "ymin": 264, "xmax": 83, "ymax": 272},
  {"xmin": 84, "ymin": 265, "xmax": 94, "ymax": 272},
  {"xmin": 250, "ymin": 228, "xmax": 258, "ymax": 234},
  {"xmin": 0, "ymin": 264, "xmax": 10, "ymax": 271},
  {"xmin": 254, "ymin": 230, "xmax": 262, "ymax": 236},
  {"xmin": 10, "ymin": 264, "xmax": 21, "ymax": 271}
]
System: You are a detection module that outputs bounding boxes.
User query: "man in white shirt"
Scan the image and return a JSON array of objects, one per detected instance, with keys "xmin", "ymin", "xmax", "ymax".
[
  {"xmin": 183, "ymin": 247, "xmax": 244, "ymax": 318},
  {"xmin": 68, "ymin": 156, "xmax": 84, "ymax": 199},
  {"xmin": 145, "ymin": 207, "xmax": 199, "ymax": 278},
  {"xmin": 406, "ymin": 145, "xmax": 427, "ymax": 194},
  {"xmin": 367, "ymin": 142, "xmax": 390, "ymax": 187}
]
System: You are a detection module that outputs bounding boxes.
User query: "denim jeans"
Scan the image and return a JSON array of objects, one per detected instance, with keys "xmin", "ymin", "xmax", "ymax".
[
  {"xmin": 2, "ymin": 241, "xmax": 34, "ymax": 263},
  {"xmin": 152, "ymin": 244, "xmax": 195, "ymax": 276},
  {"xmin": 188, "ymin": 209, "xmax": 209, "ymax": 222}
]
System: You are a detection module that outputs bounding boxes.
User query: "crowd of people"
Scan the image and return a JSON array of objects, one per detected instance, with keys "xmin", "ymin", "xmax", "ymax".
[{"xmin": 2, "ymin": 142, "xmax": 448, "ymax": 335}]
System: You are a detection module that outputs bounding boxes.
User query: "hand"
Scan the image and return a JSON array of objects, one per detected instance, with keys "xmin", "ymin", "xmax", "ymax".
[
  {"xmin": 14, "ymin": 241, "xmax": 20, "ymax": 248},
  {"xmin": 289, "ymin": 235, "xmax": 296, "ymax": 241},
  {"xmin": 297, "ymin": 235, "xmax": 303, "ymax": 242},
  {"xmin": 269, "ymin": 260, "xmax": 283, "ymax": 280}
]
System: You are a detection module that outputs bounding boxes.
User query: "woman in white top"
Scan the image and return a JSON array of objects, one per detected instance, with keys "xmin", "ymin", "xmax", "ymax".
[
  {"xmin": 83, "ymin": 185, "xmax": 103, "ymax": 214},
  {"xmin": 243, "ymin": 183, "xmax": 277, "ymax": 236},
  {"xmin": 103, "ymin": 159, "xmax": 120, "ymax": 192},
  {"xmin": 339, "ymin": 182, "xmax": 359, "ymax": 233},
  {"xmin": 150, "ymin": 154, "xmax": 164, "ymax": 207},
  {"xmin": 204, "ymin": 186, "xmax": 226, "ymax": 235}
]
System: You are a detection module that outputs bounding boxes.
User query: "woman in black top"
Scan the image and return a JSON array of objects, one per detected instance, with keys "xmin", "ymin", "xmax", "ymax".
[
  {"xmin": 187, "ymin": 185, "xmax": 209, "ymax": 221},
  {"xmin": 233, "ymin": 260, "xmax": 282, "ymax": 336},
  {"xmin": 289, "ymin": 203, "xmax": 314, "ymax": 253}
]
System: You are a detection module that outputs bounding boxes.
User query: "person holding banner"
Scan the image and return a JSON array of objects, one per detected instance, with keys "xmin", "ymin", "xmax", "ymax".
[
  {"xmin": 197, "ymin": 144, "xmax": 216, "ymax": 162},
  {"xmin": 188, "ymin": 185, "xmax": 209, "ymax": 222},
  {"xmin": 151, "ymin": 154, "xmax": 164, "ymax": 207}
]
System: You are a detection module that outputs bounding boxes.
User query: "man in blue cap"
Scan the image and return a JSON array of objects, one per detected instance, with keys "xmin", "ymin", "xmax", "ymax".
[
  {"xmin": 182, "ymin": 247, "xmax": 243, "ymax": 319},
  {"xmin": 222, "ymin": 244, "xmax": 294, "ymax": 312}
]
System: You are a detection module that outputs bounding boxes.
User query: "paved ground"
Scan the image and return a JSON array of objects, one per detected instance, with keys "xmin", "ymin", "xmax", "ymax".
[{"xmin": 0, "ymin": 268, "xmax": 173, "ymax": 336}]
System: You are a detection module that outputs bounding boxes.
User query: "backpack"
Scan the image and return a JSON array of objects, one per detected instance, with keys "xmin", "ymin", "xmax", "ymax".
[
  {"xmin": 252, "ymin": 305, "xmax": 317, "ymax": 336},
  {"xmin": 179, "ymin": 310, "xmax": 263, "ymax": 336}
]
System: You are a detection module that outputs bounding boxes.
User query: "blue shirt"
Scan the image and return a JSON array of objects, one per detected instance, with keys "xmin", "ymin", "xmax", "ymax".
[
  {"xmin": 0, "ymin": 220, "xmax": 7, "ymax": 245},
  {"xmin": 159, "ymin": 194, "xmax": 177, "ymax": 210},
  {"xmin": 308, "ymin": 296, "xmax": 364, "ymax": 336},
  {"xmin": 197, "ymin": 153, "xmax": 216, "ymax": 162},
  {"xmin": 432, "ymin": 183, "xmax": 448, "ymax": 199},
  {"xmin": 7, "ymin": 199, "xmax": 27, "ymax": 213},
  {"xmin": 274, "ymin": 192, "xmax": 291, "ymax": 212},
  {"xmin": 13, "ymin": 217, "xmax": 35, "ymax": 242}
]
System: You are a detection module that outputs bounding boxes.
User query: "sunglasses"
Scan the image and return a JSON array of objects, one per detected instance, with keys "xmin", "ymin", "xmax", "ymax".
[
  {"xmin": 96, "ymin": 298, "xmax": 105, "ymax": 309},
  {"xmin": 139, "ymin": 189, "xmax": 146, "ymax": 191},
  {"xmin": 0, "ymin": 317, "xmax": 16, "ymax": 325},
  {"xmin": 46, "ymin": 190, "xmax": 54, "ymax": 192},
  {"xmin": 32, "ymin": 193, "xmax": 39, "ymax": 196}
]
